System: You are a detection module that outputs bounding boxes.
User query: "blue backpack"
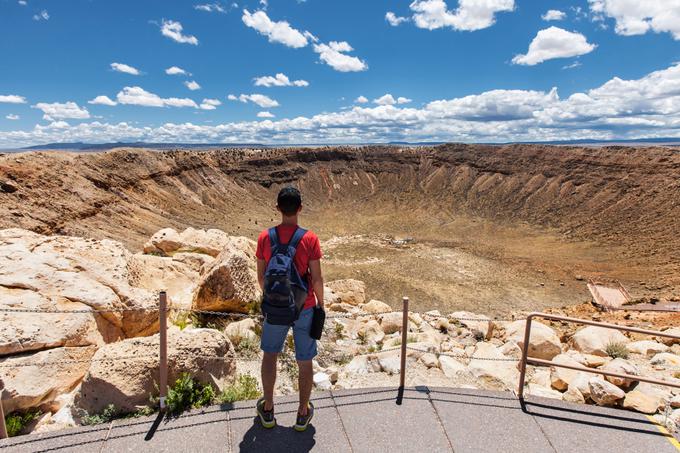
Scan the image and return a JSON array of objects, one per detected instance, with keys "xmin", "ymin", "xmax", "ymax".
[{"xmin": 261, "ymin": 226, "xmax": 309, "ymax": 325}]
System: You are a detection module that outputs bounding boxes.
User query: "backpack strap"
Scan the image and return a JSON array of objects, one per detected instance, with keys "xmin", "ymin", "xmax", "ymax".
[
  {"xmin": 288, "ymin": 227, "xmax": 308, "ymax": 250},
  {"xmin": 268, "ymin": 227, "xmax": 280, "ymax": 252}
]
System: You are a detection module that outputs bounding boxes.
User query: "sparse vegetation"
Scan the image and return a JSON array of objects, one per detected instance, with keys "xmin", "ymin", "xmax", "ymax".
[
  {"xmin": 233, "ymin": 335, "xmax": 260, "ymax": 358},
  {"xmin": 473, "ymin": 330, "xmax": 485, "ymax": 342},
  {"xmin": 334, "ymin": 322, "xmax": 345, "ymax": 339},
  {"xmin": 217, "ymin": 375, "xmax": 261, "ymax": 404},
  {"xmin": 81, "ymin": 404, "xmax": 119, "ymax": 426},
  {"xmin": 166, "ymin": 373, "xmax": 215, "ymax": 416},
  {"xmin": 5, "ymin": 410, "xmax": 41, "ymax": 437},
  {"xmin": 392, "ymin": 334, "xmax": 418, "ymax": 347},
  {"xmin": 606, "ymin": 341, "xmax": 630, "ymax": 359}
]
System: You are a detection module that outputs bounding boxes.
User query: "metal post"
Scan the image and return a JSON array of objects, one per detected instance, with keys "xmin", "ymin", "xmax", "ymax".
[
  {"xmin": 517, "ymin": 315, "xmax": 533, "ymax": 400},
  {"xmin": 0, "ymin": 392, "xmax": 7, "ymax": 440},
  {"xmin": 397, "ymin": 296, "xmax": 409, "ymax": 405},
  {"xmin": 159, "ymin": 291, "xmax": 168, "ymax": 412}
]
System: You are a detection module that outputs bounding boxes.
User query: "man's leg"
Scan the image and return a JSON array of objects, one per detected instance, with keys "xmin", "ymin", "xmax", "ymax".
[
  {"xmin": 297, "ymin": 359, "xmax": 313, "ymax": 415},
  {"xmin": 261, "ymin": 352, "xmax": 278, "ymax": 411}
]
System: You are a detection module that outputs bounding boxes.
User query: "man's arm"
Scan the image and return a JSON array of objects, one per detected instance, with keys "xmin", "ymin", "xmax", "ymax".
[
  {"xmin": 257, "ymin": 259, "xmax": 266, "ymax": 291},
  {"xmin": 308, "ymin": 259, "xmax": 324, "ymax": 308}
]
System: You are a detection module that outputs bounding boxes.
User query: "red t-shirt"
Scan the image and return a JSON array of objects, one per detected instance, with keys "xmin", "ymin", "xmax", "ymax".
[{"xmin": 256, "ymin": 224, "xmax": 322, "ymax": 310}]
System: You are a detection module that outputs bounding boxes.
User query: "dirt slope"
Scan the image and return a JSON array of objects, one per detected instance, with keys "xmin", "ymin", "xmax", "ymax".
[{"xmin": 1, "ymin": 144, "xmax": 678, "ymax": 313}]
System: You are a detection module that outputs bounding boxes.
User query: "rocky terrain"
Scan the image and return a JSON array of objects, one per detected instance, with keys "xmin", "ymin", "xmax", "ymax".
[
  {"xmin": 1, "ymin": 145, "xmax": 679, "ymax": 312},
  {"xmin": 2, "ymin": 227, "xmax": 680, "ymax": 436}
]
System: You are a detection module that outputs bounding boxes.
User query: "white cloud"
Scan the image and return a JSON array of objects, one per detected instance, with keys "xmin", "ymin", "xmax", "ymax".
[
  {"xmin": 512, "ymin": 27, "xmax": 596, "ymax": 66},
  {"xmin": 116, "ymin": 86, "xmax": 198, "ymax": 108},
  {"xmin": 166, "ymin": 66, "xmax": 189, "ymax": 76},
  {"xmin": 160, "ymin": 20, "xmax": 199, "ymax": 45},
  {"xmin": 242, "ymin": 9, "xmax": 309, "ymax": 48},
  {"xmin": 88, "ymin": 95, "xmax": 118, "ymax": 106},
  {"xmin": 6, "ymin": 114, "xmax": 20, "ymax": 120},
  {"xmin": 185, "ymin": 80, "xmax": 201, "ymax": 90},
  {"xmin": 313, "ymin": 41, "xmax": 368, "ymax": 72},
  {"xmin": 194, "ymin": 3, "xmax": 227, "ymax": 13},
  {"xmin": 588, "ymin": 0, "xmax": 680, "ymax": 40},
  {"xmin": 398, "ymin": 97, "xmax": 412, "ymax": 104},
  {"xmin": 563, "ymin": 61, "xmax": 582, "ymax": 70},
  {"xmin": 254, "ymin": 73, "xmax": 309, "ymax": 87},
  {"xmin": 199, "ymin": 98, "xmax": 222, "ymax": 110},
  {"xmin": 7, "ymin": 63, "xmax": 680, "ymax": 147},
  {"xmin": 409, "ymin": 0, "xmax": 514, "ymax": 31},
  {"xmin": 373, "ymin": 94, "xmax": 412, "ymax": 105},
  {"xmin": 355, "ymin": 96, "xmax": 369, "ymax": 104},
  {"xmin": 257, "ymin": 111, "xmax": 275, "ymax": 118},
  {"xmin": 0, "ymin": 95, "xmax": 27, "ymax": 104},
  {"xmin": 542, "ymin": 9, "xmax": 566, "ymax": 21},
  {"xmin": 110, "ymin": 62, "xmax": 140, "ymax": 75},
  {"xmin": 229, "ymin": 93, "xmax": 280, "ymax": 108},
  {"xmin": 33, "ymin": 102, "xmax": 90, "ymax": 121},
  {"xmin": 18, "ymin": 1, "xmax": 27, "ymax": 6},
  {"xmin": 32, "ymin": 9, "xmax": 48, "ymax": 21},
  {"xmin": 386, "ymin": 12, "xmax": 409, "ymax": 26}
]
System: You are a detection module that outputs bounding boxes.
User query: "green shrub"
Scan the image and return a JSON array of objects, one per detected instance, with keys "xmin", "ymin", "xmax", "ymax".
[
  {"xmin": 81, "ymin": 404, "xmax": 118, "ymax": 426},
  {"xmin": 5, "ymin": 410, "xmax": 40, "ymax": 437},
  {"xmin": 472, "ymin": 330, "xmax": 486, "ymax": 342},
  {"xmin": 605, "ymin": 341, "xmax": 630, "ymax": 359},
  {"xmin": 217, "ymin": 375, "xmax": 261, "ymax": 404},
  {"xmin": 234, "ymin": 336, "xmax": 260, "ymax": 357},
  {"xmin": 166, "ymin": 373, "xmax": 215, "ymax": 415}
]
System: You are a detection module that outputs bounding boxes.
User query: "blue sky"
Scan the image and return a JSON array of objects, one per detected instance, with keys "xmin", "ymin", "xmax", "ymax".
[{"xmin": 1, "ymin": 0, "xmax": 680, "ymax": 147}]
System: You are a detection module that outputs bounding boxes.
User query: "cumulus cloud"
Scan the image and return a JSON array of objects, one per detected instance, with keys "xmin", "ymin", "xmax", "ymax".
[
  {"xmin": 160, "ymin": 20, "xmax": 199, "ymax": 45},
  {"xmin": 385, "ymin": 12, "xmax": 409, "ymax": 26},
  {"xmin": 373, "ymin": 94, "xmax": 412, "ymax": 106},
  {"xmin": 542, "ymin": 9, "xmax": 566, "ymax": 21},
  {"xmin": 110, "ymin": 62, "xmax": 140, "ymax": 75},
  {"xmin": 18, "ymin": 1, "xmax": 27, "ymax": 5},
  {"xmin": 242, "ymin": 9, "xmax": 309, "ymax": 48},
  {"xmin": 313, "ymin": 41, "xmax": 367, "ymax": 72},
  {"xmin": 355, "ymin": 96, "xmax": 369, "ymax": 104},
  {"xmin": 589, "ymin": 0, "xmax": 680, "ymax": 40},
  {"xmin": 185, "ymin": 80, "xmax": 201, "ymax": 90},
  {"xmin": 6, "ymin": 114, "xmax": 20, "ymax": 120},
  {"xmin": 257, "ymin": 111, "xmax": 275, "ymax": 118},
  {"xmin": 194, "ymin": 3, "xmax": 227, "ymax": 13},
  {"xmin": 512, "ymin": 27, "xmax": 596, "ymax": 66},
  {"xmin": 0, "ymin": 95, "xmax": 27, "ymax": 104},
  {"xmin": 116, "ymin": 86, "xmax": 198, "ymax": 108},
  {"xmin": 199, "ymin": 98, "xmax": 222, "ymax": 110},
  {"xmin": 166, "ymin": 66, "xmax": 189, "ymax": 76},
  {"xmin": 7, "ymin": 63, "xmax": 680, "ymax": 147},
  {"xmin": 33, "ymin": 9, "xmax": 48, "ymax": 21},
  {"xmin": 254, "ymin": 73, "xmax": 309, "ymax": 87},
  {"xmin": 33, "ymin": 102, "xmax": 90, "ymax": 121},
  {"xmin": 409, "ymin": 0, "xmax": 514, "ymax": 31},
  {"xmin": 88, "ymin": 95, "xmax": 117, "ymax": 106},
  {"xmin": 228, "ymin": 93, "xmax": 280, "ymax": 108}
]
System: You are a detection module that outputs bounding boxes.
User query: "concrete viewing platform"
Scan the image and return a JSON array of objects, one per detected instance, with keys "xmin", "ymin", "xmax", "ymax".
[{"xmin": 1, "ymin": 387, "xmax": 679, "ymax": 453}]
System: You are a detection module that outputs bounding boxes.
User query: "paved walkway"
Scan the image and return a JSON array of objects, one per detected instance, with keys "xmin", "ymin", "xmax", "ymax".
[{"xmin": 2, "ymin": 387, "xmax": 679, "ymax": 453}]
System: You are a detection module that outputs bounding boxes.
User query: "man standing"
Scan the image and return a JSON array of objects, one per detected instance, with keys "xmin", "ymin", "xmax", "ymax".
[{"xmin": 255, "ymin": 186, "xmax": 324, "ymax": 432}]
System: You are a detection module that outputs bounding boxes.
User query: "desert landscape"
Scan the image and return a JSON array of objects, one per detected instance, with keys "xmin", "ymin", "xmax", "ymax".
[{"xmin": 1, "ymin": 144, "xmax": 680, "ymax": 436}]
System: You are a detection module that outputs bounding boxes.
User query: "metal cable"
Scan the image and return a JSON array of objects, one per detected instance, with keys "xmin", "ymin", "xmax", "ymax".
[
  {"xmin": 0, "ymin": 307, "xmax": 157, "ymax": 314},
  {"xmin": 405, "ymin": 346, "xmax": 519, "ymax": 362}
]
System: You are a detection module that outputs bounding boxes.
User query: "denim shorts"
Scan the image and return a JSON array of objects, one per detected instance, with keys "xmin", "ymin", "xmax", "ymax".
[{"xmin": 260, "ymin": 307, "xmax": 317, "ymax": 361}]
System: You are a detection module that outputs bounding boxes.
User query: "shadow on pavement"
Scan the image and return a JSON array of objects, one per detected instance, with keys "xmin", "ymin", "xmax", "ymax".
[{"xmin": 238, "ymin": 417, "xmax": 316, "ymax": 453}]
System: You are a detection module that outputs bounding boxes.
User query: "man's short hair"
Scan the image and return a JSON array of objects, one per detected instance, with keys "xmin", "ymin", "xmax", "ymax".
[{"xmin": 277, "ymin": 186, "xmax": 302, "ymax": 215}]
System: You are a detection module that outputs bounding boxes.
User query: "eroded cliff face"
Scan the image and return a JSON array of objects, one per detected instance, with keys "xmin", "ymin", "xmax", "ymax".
[{"xmin": 1, "ymin": 144, "xmax": 679, "ymax": 307}]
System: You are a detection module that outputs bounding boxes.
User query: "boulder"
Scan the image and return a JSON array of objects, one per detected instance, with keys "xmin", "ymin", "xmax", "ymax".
[
  {"xmin": 563, "ymin": 386, "xmax": 586, "ymax": 404},
  {"xmin": 623, "ymin": 388, "xmax": 663, "ymax": 414},
  {"xmin": 506, "ymin": 320, "xmax": 562, "ymax": 360},
  {"xmin": 439, "ymin": 356, "xmax": 471, "ymax": 379},
  {"xmin": 361, "ymin": 300, "xmax": 392, "ymax": 314},
  {"xmin": 379, "ymin": 312, "xmax": 405, "ymax": 335},
  {"xmin": 357, "ymin": 320, "xmax": 385, "ymax": 346},
  {"xmin": 468, "ymin": 342, "xmax": 518, "ymax": 391},
  {"xmin": 600, "ymin": 358, "xmax": 639, "ymax": 388},
  {"xmin": 627, "ymin": 340, "xmax": 669, "ymax": 357},
  {"xmin": 143, "ymin": 228, "xmax": 256, "ymax": 259},
  {"xmin": 191, "ymin": 244, "xmax": 261, "ymax": 313},
  {"xmin": 325, "ymin": 280, "xmax": 366, "ymax": 306},
  {"xmin": 420, "ymin": 353, "xmax": 440, "ymax": 369},
  {"xmin": 0, "ymin": 229, "xmax": 158, "ymax": 356},
  {"xmin": 550, "ymin": 354, "xmax": 587, "ymax": 391},
  {"xmin": 659, "ymin": 327, "xmax": 680, "ymax": 346},
  {"xmin": 528, "ymin": 383, "xmax": 563, "ymax": 400},
  {"xmin": 224, "ymin": 318, "xmax": 259, "ymax": 345},
  {"xmin": 571, "ymin": 326, "xmax": 629, "ymax": 356},
  {"xmin": 529, "ymin": 369, "xmax": 552, "ymax": 388},
  {"xmin": 569, "ymin": 373, "xmax": 593, "ymax": 400},
  {"xmin": 0, "ymin": 346, "xmax": 96, "ymax": 413},
  {"xmin": 171, "ymin": 252, "xmax": 215, "ymax": 274},
  {"xmin": 449, "ymin": 312, "xmax": 493, "ymax": 340},
  {"xmin": 127, "ymin": 253, "xmax": 199, "ymax": 309},
  {"xmin": 589, "ymin": 377, "xmax": 625, "ymax": 406},
  {"xmin": 378, "ymin": 354, "xmax": 401, "ymax": 375},
  {"xmin": 345, "ymin": 355, "xmax": 381, "ymax": 375},
  {"xmin": 76, "ymin": 327, "xmax": 234, "ymax": 414},
  {"xmin": 499, "ymin": 341, "xmax": 522, "ymax": 359},
  {"xmin": 313, "ymin": 372, "xmax": 331, "ymax": 390},
  {"xmin": 650, "ymin": 353, "xmax": 680, "ymax": 367}
]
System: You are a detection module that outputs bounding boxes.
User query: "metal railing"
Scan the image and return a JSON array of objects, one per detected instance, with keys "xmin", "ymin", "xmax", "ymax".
[{"xmin": 517, "ymin": 312, "xmax": 680, "ymax": 400}]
